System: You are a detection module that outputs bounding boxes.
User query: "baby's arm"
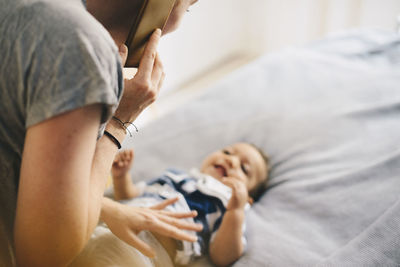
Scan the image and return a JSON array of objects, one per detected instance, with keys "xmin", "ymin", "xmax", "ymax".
[
  {"xmin": 209, "ymin": 178, "xmax": 248, "ymax": 266},
  {"xmin": 209, "ymin": 209, "xmax": 245, "ymax": 266},
  {"xmin": 111, "ymin": 149, "xmax": 141, "ymax": 200}
]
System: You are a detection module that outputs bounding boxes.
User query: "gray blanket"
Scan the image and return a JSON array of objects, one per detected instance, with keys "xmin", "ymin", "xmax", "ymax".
[{"xmin": 123, "ymin": 29, "xmax": 400, "ymax": 266}]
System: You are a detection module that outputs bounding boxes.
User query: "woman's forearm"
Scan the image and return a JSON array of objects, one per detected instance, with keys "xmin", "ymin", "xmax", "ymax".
[
  {"xmin": 209, "ymin": 209, "xmax": 245, "ymax": 267},
  {"xmin": 85, "ymin": 120, "xmax": 127, "ymax": 238},
  {"xmin": 14, "ymin": 104, "xmax": 125, "ymax": 266}
]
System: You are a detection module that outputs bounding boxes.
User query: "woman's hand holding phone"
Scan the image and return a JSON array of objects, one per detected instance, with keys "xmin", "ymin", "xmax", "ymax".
[{"xmin": 114, "ymin": 28, "xmax": 165, "ymax": 124}]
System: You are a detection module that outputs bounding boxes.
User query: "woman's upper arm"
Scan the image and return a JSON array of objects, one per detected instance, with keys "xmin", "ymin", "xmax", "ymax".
[{"xmin": 14, "ymin": 103, "xmax": 102, "ymax": 266}]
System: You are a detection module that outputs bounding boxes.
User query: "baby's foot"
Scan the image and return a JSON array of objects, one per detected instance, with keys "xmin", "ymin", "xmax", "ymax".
[{"xmin": 112, "ymin": 149, "xmax": 134, "ymax": 179}]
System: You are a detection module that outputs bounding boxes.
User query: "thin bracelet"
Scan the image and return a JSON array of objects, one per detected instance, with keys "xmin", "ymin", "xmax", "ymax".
[
  {"xmin": 112, "ymin": 116, "xmax": 138, "ymax": 137},
  {"xmin": 104, "ymin": 130, "xmax": 121, "ymax": 149}
]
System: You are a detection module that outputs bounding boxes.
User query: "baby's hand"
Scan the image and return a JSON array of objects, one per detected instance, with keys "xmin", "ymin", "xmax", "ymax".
[
  {"xmin": 112, "ymin": 149, "xmax": 134, "ymax": 178},
  {"xmin": 222, "ymin": 177, "xmax": 249, "ymax": 211}
]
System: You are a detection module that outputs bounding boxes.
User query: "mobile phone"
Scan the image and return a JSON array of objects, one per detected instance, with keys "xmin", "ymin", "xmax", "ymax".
[
  {"xmin": 89, "ymin": 0, "xmax": 176, "ymax": 67},
  {"xmin": 125, "ymin": 0, "xmax": 176, "ymax": 67}
]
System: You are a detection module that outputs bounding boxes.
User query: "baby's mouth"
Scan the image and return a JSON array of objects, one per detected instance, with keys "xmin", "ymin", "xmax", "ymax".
[{"xmin": 214, "ymin": 164, "xmax": 227, "ymax": 177}]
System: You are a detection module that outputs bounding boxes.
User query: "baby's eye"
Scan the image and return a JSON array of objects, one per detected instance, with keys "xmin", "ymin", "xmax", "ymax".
[
  {"xmin": 222, "ymin": 149, "xmax": 231, "ymax": 155},
  {"xmin": 241, "ymin": 163, "xmax": 249, "ymax": 175}
]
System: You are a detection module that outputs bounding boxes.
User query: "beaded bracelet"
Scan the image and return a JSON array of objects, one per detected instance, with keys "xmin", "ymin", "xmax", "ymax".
[
  {"xmin": 112, "ymin": 116, "xmax": 138, "ymax": 137},
  {"xmin": 104, "ymin": 130, "xmax": 121, "ymax": 149}
]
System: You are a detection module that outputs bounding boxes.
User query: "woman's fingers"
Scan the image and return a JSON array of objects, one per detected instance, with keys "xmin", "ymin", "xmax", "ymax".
[
  {"xmin": 151, "ymin": 53, "xmax": 164, "ymax": 86},
  {"xmin": 158, "ymin": 72, "xmax": 166, "ymax": 91},
  {"xmin": 157, "ymin": 209, "xmax": 198, "ymax": 219},
  {"xmin": 153, "ymin": 53, "xmax": 165, "ymax": 93},
  {"xmin": 149, "ymin": 219, "xmax": 198, "ymax": 242},
  {"xmin": 150, "ymin": 197, "xmax": 179, "ymax": 210},
  {"xmin": 137, "ymin": 29, "xmax": 162, "ymax": 80},
  {"xmin": 156, "ymin": 213, "xmax": 203, "ymax": 232},
  {"xmin": 118, "ymin": 44, "xmax": 128, "ymax": 67},
  {"xmin": 123, "ymin": 231, "xmax": 156, "ymax": 258}
]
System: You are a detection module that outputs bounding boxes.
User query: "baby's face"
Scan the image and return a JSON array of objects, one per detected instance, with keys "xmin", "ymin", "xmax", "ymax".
[{"xmin": 200, "ymin": 143, "xmax": 268, "ymax": 192}]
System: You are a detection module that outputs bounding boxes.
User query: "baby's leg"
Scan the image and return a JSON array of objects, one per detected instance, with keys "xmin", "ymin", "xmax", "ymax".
[{"xmin": 111, "ymin": 149, "xmax": 140, "ymax": 200}]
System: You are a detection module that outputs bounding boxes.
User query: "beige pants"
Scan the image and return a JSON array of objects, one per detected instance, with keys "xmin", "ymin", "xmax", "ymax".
[{"xmin": 70, "ymin": 226, "xmax": 174, "ymax": 267}]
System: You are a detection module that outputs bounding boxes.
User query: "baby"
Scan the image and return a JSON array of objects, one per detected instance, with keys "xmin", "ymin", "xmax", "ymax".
[{"xmin": 72, "ymin": 142, "xmax": 269, "ymax": 267}]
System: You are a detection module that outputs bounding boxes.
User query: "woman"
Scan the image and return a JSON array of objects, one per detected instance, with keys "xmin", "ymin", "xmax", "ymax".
[{"xmin": 0, "ymin": 0, "xmax": 199, "ymax": 266}]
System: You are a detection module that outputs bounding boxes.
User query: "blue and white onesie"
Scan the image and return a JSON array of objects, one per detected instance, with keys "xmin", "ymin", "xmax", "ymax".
[{"xmin": 121, "ymin": 169, "xmax": 248, "ymax": 265}]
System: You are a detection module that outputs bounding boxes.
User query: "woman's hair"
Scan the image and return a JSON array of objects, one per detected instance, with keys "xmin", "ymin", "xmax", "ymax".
[{"xmin": 248, "ymin": 143, "xmax": 270, "ymax": 202}]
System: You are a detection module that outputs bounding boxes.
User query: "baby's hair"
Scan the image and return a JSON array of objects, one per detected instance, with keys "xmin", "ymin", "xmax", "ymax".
[{"xmin": 248, "ymin": 143, "xmax": 270, "ymax": 202}]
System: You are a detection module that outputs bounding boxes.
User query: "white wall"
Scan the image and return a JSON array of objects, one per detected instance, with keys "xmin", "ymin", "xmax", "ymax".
[
  {"xmin": 150, "ymin": 0, "xmax": 400, "ymax": 95},
  {"xmin": 156, "ymin": 0, "xmax": 246, "ymax": 95}
]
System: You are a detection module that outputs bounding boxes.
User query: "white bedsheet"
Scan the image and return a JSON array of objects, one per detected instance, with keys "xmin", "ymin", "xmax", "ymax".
[{"xmin": 124, "ymin": 29, "xmax": 400, "ymax": 266}]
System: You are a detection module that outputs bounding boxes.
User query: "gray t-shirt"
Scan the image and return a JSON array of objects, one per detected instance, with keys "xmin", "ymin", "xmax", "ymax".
[{"xmin": 0, "ymin": 0, "xmax": 123, "ymax": 264}]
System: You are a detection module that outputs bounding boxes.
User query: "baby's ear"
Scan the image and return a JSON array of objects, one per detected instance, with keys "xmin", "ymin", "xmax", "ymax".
[{"xmin": 248, "ymin": 196, "xmax": 254, "ymax": 206}]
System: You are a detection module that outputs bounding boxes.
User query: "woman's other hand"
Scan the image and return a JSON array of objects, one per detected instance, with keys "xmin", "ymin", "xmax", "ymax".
[
  {"xmin": 114, "ymin": 28, "xmax": 165, "ymax": 123},
  {"xmin": 101, "ymin": 197, "xmax": 202, "ymax": 258}
]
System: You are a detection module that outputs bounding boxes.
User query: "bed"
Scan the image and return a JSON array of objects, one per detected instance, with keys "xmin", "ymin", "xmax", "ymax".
[{"xmin": 121, "ymin": 29, "xmax": 400, "ymax": 266}]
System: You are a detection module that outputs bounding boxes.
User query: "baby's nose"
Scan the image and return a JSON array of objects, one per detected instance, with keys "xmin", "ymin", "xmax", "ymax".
[{"xmin": 225, "ymin": 155, "xmax": 239, "ymax": 168}]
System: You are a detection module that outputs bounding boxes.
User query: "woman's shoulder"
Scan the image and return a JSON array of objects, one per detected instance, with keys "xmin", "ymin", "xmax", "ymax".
[
  {"xmin": 0, "ymin": 0, "xmax": 123, "ymax": 129},
  {"xmin": 3, "ymin": 0, "xmax": 117, "ymax": 56}
]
